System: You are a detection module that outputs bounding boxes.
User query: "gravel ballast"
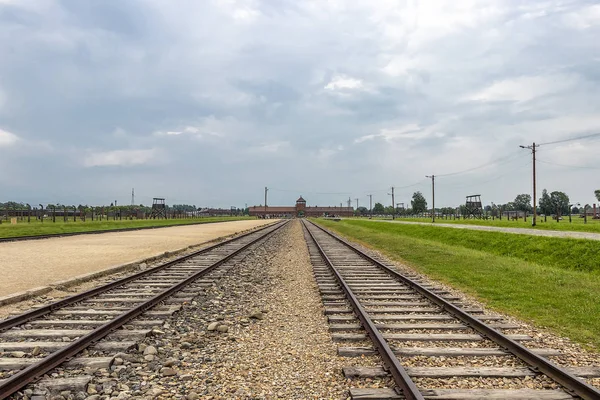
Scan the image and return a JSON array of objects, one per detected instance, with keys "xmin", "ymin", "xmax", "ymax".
[{"xmin": 67, "ymin": 220, "xmax": 359, "ymax": 399}]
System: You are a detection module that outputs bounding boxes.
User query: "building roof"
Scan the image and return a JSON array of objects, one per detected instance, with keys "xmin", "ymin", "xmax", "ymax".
[
  {"xmin": 248, "ymin": 206, "xmax": 295, "ymax": 213},
  {"xmin": 306, "ymin": 206, "xmax": 354, "ymax": 212},
  {"xmin": 296, "ymin": 196, "xmax": 306, "ymax": 203}
]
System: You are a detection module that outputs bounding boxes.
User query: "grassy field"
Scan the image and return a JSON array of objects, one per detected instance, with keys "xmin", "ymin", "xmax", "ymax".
[
  {"xmin": 369, "ymin": 215, "xmax": 600, "ymax": 233},
  {"xmin": 0, "ymin": 216, "xmax": 255, "ymax": 239},
  {"xmin": 315, "ymin": 218, "xmax": 600, "ymax": 350}
]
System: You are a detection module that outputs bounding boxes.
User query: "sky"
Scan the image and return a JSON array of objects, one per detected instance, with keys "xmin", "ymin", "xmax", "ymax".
[{"xmin": 1, "ymin": 0, "xmax": 599, "ymax": 209}]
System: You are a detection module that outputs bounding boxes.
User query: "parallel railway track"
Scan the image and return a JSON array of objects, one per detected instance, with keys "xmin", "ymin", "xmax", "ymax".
[
  {"xmin": 0, "ymin": 220, "xmax": 287, "ymax": 399},
  {"xmin": 302, "ymin": 219, "xmax": 600, "ymax": 400}
]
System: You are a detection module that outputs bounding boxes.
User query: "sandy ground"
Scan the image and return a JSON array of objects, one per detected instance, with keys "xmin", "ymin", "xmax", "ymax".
[
  {"xmin": 371, "ymin": 219, "xmax": 600, "ymax": 240},
  {"xmin": 0, "ymin": 219, "xmax": 274, "ymax": 298}
]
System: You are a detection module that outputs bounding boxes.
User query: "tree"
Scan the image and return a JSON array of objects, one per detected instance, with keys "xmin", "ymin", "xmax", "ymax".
[
  {"xmin": 356, "ymin": 206, "xmax": 368, "ymax": 215},
  {"xmin": 372, "ymin": 202, "xmax": 385, "ymax": 214},
  {"xmin": 490, "ymin": 203, "xmax": 499, "ymax": 218},
  {"xmin": 595, "ymin": 189, "xmax": 600, "ymax": 202},
  {"xmin": 549, "ymin": 191, "xmax": 570, "ymax": 219},
  {"xmin": 411, "ymin": 191, "xmax": 427, "ymax": 214},
  {"xmin": 538, "ymin": 189, "xmax": 552, "ymax": 216},
  {"xmin": 513, "ymin": 194, "xmax": 532, "ymax": 213},
  {"xmin": 572, "ymin": 206, "xmax": 580, "ymax": 215}
]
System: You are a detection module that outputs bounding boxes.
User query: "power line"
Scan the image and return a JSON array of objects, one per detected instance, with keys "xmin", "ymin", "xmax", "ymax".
[
  {"xmin": 440, "ymin": 159, "xmax": 532, "ymax": 190},
  {"xmin": 537, "ymin": 132, "xmax": 600, "ymax": 146},
  {"xmin": 537, "ymin": 159, "xmax": 600, "ymax": 170},
  {"xmin": 269, "ymin": 187, "xmax": 352, "ymax": 195},
  {"xmin": 435, "ymin": 152, "xmax": 524, "ymax": 177},
  {"xmin": 364, "ymin": 179, "xmax": 427, "ymax": 194},
  {"xmin": 436, "ymin": 154, "xmax": 530, "ymax": 188}
]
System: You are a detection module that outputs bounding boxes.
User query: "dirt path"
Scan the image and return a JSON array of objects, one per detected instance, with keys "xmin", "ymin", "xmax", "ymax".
[
  {"xmin": 371, "ymin": 219, "xmax": 600, "ymax": 240},
  {"xmin": 0, "ymin": 219, "xmax": 274, "ymax": 297}
]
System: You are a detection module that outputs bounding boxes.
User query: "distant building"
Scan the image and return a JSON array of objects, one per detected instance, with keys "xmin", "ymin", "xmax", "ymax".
[{"xmin": 248, "ymin": 196, "xmax": 354, "ymax": 218}]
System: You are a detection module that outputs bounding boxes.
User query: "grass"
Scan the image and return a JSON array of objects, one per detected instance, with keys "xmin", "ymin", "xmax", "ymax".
[
  {"xmin": 0, "ymin": 216, "xmax": 255, "ymax": 239},
  {"xmin": 346, "ymin": 220, "xmax": 600, "ymax": 273},
  {"xmin": 368, "ymin": 215, "xmax": 600, "ymax": 233},
  {"xmin": 315, "ymin": 218, "xmax": 600, "ymax": 350}
]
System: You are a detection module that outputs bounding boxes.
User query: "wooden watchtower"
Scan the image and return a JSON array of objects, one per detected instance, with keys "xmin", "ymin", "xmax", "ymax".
[
  {"xmin": 150, "ymin": 198, "xmax": 167, "ymax": 219},
  {"xmin": 465, "ymin": 195, "xmax": 483, "ymax": 218}
]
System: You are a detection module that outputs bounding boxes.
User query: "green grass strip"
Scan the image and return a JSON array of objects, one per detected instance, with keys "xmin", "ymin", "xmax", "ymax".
[
  {"xmin": 0, "ymin": 217, "xmax": 254, "ymax": 239},
  {"xmin": 316, "ymin": 218, "xmax": 600, "ymax": 350},
  {"xmin": 347, "ymin": 220, "xmax": 600, "ymax": 273},
  {"xmin": 373, "ymin": 216, "xmax": 600, "ymax": 233}
]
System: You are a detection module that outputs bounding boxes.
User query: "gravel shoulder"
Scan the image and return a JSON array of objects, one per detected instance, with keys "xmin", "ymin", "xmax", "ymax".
[{"xmin": 0, "ymin": 219, "xmax": 273, "ymax": 298}]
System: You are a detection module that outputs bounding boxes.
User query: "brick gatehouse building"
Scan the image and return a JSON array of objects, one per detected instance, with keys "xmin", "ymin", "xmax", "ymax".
[{"xmin": 248, "ymin": 196, "xmax": 354, "ymax": 218}]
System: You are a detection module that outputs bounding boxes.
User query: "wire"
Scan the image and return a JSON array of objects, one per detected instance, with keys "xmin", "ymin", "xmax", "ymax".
[
  {"xmin": 538, "ymin": 132, "xmax": 600, "ymax": 146},
  {"xmin": 438, "ymin": 159, "xmax": 532, "ymax": 190},
  {"xmin": 363, "ymin": 179, "xmax": 428, "ymax": 194},
  {"xmin": 537, "ymin": 159, "xmax": 600, "ymax": 170},
  {"xmin": 269, "ymin": 188, "xmax": 352, "ymax": 195},
  {"xmin": 435, "ymin": 152, "xmax": 525, "ymax": 177}
]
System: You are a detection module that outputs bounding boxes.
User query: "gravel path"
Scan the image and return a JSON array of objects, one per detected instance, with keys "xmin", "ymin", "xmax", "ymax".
[
  {"xmin": 0, "ymin": 220, "xmax": 273, "ymax": 297},
  {"xmin": 368, "ymin": 219, "xmax": 600, "ymax": 240}
]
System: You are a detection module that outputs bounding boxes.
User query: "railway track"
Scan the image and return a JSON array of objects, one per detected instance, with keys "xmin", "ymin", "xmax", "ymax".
[
  {"xmin": 0, "ymin": 220, "xmax": 287, "ymax": 399},
  {"xmin": 302, "ymin": 219, "xmax": 600, "ymax": 400}
]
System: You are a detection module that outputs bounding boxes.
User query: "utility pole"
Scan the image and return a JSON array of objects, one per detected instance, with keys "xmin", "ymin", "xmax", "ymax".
[
  {"xmin": 355, "ymin": 198, "xmax": 359, "ymax": 210},
  {"xmin": 425, "ymin": 175, "xmax": 435, "ymax": 222},
  {"xmin": 520, "ymin": 143, "xmax": 538, "ymax": 226},
  {"xmin": 131, "ymin": 188, "xmax": 135, "ymax": 206},
  {"xmin": 264, "ymin": 187, "xmax": 268, "ymax": 216},
  {"xmin": 347, "ymin": 197, "xmax": 352, "ymax": 217},
  {"xmin": 368, "ymin": 194, "xmax": 373, "ymax": 219},
  {"xmin": 388, "ymin": 187, "xmax": 395, "ymax": 220}
]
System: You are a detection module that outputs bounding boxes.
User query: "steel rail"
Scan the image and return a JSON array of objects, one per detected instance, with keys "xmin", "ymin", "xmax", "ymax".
[
  {"xmin": 0, "ymin": 221, "xmax": 280, "ymax": 333},
  {"xmin": 302, "ymin": 220, "xmax": 425, "ymax": 400},
  {"xmin": 0, "ymin": 220, "xmax": 288, "ymax": 399},
  {"xmin": 307, "ymin": 219, "xmax": 600, "ymax": 400}
]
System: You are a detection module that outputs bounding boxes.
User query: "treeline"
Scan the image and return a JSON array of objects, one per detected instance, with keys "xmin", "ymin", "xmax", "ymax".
[
  {"xmin": 0, "ymin": 202, "xmax": 226, "ymax": 213},
  {"xmin": 355, "ymin": 189, "xmax": 600, "ymax": 219}
]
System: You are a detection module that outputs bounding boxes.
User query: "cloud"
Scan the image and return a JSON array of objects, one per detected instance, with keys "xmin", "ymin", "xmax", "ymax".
[
  {"xmin": 466, "ymin": 75, "xmax": 579, "ymax": 103},
  {"xmin": 355, "ymin": 124, "xmax": 445, "ymax": 143},
  {"xmin": 154, "ymin": 116, "xmax": 232, "ymax": 139},
  {"xmin": 0, "ymin": 128, "xmax": 18, "ymax": 146},
  {"xmin": 325, "ymin": 75, "xmax": 364, "ymax": 91},
  {"xmin": 563, "ymin": 4, "xmax": 600, "ymax": 30},
  {"xmin": 83, "ymin": 149, "xmax": 158, "ymax": 167},
  {"xmin": 246, "ymin": 141, "xmax": 291, "ymax": 156},
  {"xmin": 1, "ymin": 0, "xmax": 599, "ymax": 206}
]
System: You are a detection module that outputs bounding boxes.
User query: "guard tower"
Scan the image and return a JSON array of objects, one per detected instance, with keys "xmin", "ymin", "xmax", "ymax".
[
  {"xmin": 296, "ymin": 196, "xmax": 306, "ymax": 217},
  {"xmin": 150, "ymin": 198, "xmax": 167, "ymax": 219},
  {"xmin": 465, "ymin": 195, "xmax": 483, "ymax": 218}
]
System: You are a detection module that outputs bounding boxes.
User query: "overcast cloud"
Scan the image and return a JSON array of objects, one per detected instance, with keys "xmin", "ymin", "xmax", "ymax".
[{"xmin": 1, "ymin": 0, "xmax": 599, "ymax": 208}]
